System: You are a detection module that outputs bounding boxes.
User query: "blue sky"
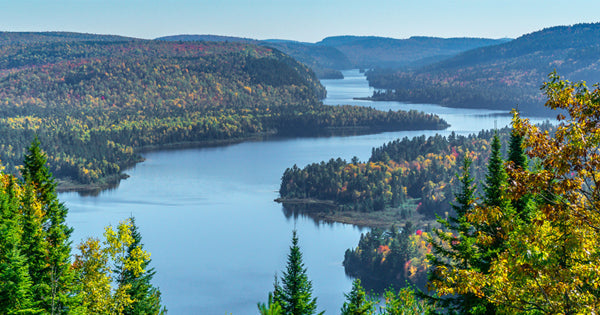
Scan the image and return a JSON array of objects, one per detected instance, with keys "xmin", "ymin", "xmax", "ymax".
[{"xmin": 1, "ymin": 0, "xmax": 598, "ymax": 42}]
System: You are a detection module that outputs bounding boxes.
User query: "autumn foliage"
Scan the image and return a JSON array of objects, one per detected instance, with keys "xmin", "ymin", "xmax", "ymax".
[{"xmin": 428, "ymin": 73, "xmax": 600, "ymax": 313}]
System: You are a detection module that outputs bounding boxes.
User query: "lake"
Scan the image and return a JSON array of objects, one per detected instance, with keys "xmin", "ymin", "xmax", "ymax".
[{"xmin": 60, "ymin": 69, "xmax": 552, "ymax": 314}]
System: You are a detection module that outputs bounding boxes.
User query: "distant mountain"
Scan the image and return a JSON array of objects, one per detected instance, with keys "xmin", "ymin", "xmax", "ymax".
[
  {"xmin": 317, "ymin": 36, "xmax": 511, "ymax": 69},
  {"xmin": 0, "ymin": 31, "xmax": 135, "ymax": 45},
  {"xmin": 366, "ymin": 23, "xmax": 600, "ymax": 114},
  {"xmin": 156, "ymin": 34, "xmax": 259, "ymax": 44},
  {"xmin": 157, "ymin": 34, "xmax": 508, "ymax": 79},
  {"xmin": 157, "ymin": 34, "xmax": 349, "ymax": 78}
]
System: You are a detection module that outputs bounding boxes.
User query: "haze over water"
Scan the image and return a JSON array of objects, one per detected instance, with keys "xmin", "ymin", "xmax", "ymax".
[{"xmin": 61, "ymin": 70, "xmax": 551, "ymax": 314}]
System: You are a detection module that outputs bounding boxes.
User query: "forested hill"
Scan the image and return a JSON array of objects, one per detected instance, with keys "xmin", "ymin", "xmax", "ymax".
[
  {"xmin": 0, "ymin": 31, "xmax": 135, "ymax": 45},
  {"xmin": 366, "ymin": 23, "xmax": 600, "ymax": 114},
  {"xmin": 0, "ymin": 32, "xmax": 448, "ymax": 190},
  {"xmin": 317, "ymin": 36, "xmax": 510, "ymax": 69},
  {"xmin": 157, "ymin": 34, "xmax": 351, "ymax": 79},
  {"xmin": 157, "ymin": 34, "xmax": 507, "ymax": 79}
]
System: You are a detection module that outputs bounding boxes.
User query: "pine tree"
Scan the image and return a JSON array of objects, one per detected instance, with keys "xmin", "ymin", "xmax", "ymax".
[
  {"xmin": 119, "ymin": 217, "xmax": 166, "ymax": 315},
  {"xmin": 479, "ymin": 132, "xmax": 514, "ymax": 270},
  {"xmin": 426, "ymin": 156, "xmax": 490, "ymax": 314},
  {"xmin": 0, "ymin": 174, "xmax": 39, "ymax": 314},
  {"xmin": 273, "ymin": 230, "xmax": 322, "ymax": 315},
  {"xmin": 21, "ymin": 137, "xmax": 56, "ymax": 207},
  {"xmin": 507, "ymin": 114, "xmax": 531, "ymax": 220},
  {"xmin": 19, "ymin": 182, "xmax": 50, "ymax": 310},
  {"xmin": 340, "ymin": 279, "xmax": 375, "ymax": 315},
  {"xmin": 21, "ymin": 138, "xmax": 78, "ymax": 314}
]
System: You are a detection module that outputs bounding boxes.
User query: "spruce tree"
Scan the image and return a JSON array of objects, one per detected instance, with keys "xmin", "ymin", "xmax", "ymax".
[
  {"xmin": 19, "ymin": 182, "xmax": 50, "ymax": 310},
  {"xmin": 479, "ymin": 132, "xmax": 514, "ymax": 268},
  {"xmin": 119, "ymin": 217, "xmax": 166, "ymax": 315},
  {"xmin": 273, "ymin": 230, "xmax": 322, "ymax": 315},
  {"xmin": 21, "ymin": 138, "xmax": 77, "ymax": 314},
  {"xmin": 426, "ymin": 156, "xmax": 489, "ymax": 314},
  {"xmin": 340, "ymin": 279, "xmax": 375, "ymax": 315},
  {"xmin": 507, "ymin": 116, "xmax": 531, "ymax": 220},
  {"xmin": 0, "ymin": 174, "xmax": 41, "ymax": 314}
]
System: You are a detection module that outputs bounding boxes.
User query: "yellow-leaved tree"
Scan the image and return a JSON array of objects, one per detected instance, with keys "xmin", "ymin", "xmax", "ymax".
[
  {"xmin": 430, "ymin": 72, "xmax": 600, "ymax": 313},
  {"xmin": 74, "ymin": 218, "xmax": 154, "ymax": 314}
]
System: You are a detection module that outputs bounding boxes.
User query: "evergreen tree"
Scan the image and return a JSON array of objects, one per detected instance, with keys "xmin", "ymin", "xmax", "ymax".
[
  {"xmin": 507, "ymin": 114, "xmax": 531, "ymax": 219},
  {"xmin": 273, "ymin": 230, "xmax": 322, "ymax": 315},
  {"xmin": 0, "ymin": 174, "xmax": 40, "ymax": 314},
  {"xmin": 479, "ymin": 131, "xmax": 514, "ymax": 269},
  {"xmin": 21, "ymin": 137, "xmax": 56, "ymax": 207},
  {"xmin": 119, "ymin": 217, "xmax": 166, "ymax": 315},
  {"xmin": 19, "ymin": 182, "xmax": 50, "ymax": 310},
  {"xmin": 21, "ymin": 138, "xmax": 77, "ymax": 314},
  {"xmin": 340, "ymin": 279, "xmax": 375, "ymax": 315},
  {"xmin": 426, "ymin": 156, "xmax": 490, "ymax": 314},
  {"xmin": 258, "ymin": 292, "xmax": 283, "ymax": 315}
]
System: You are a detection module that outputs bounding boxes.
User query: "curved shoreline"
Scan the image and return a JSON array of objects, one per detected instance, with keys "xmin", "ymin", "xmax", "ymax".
[{"xmin": 56, "ymin": 132, "xmax": 277, "ymax": 194}]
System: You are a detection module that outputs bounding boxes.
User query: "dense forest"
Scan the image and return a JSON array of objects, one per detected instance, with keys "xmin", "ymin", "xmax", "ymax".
[
  {"xmin": 342, "ymin": 223, "xmax": 432, "ymax": 292},
  {"xmin": 0, "ymin": 32, "xmax": 448, "ymax": 190},
  {"xmin": 366, "ymin": 23, "xmax": 600, "ymax": 114},
  {"xmin": 0, "ymin": 139, "xmax": 165, "ymax": 314},
  {"xmin": 278, "ymin": 128, "xmax": 523, "ymax": 219}
]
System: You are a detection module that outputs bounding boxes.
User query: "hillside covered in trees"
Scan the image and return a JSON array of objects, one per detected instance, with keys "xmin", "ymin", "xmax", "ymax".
[
  {"xmin": 0, "ymin": 32, "xmax": 448, "ymax": 190},
  {"xmin": 158, "ymin": 34, "xmax": 508, "ymax": 79},
  {"xmin": 316, "ymin": 35, "xmax": 509, "ymax": 70},
  {"xmin": 366, "ymin": 23, "xmax": 600, "ymax": 114}
]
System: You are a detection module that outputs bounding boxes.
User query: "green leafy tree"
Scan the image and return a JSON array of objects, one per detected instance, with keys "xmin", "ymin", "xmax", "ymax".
[
  {"xmin": 380, "ymin": 287, "xmax": 433, "ymax": 315},
  {"xmin": 340, "ymin": 279, "xmax": 376, "ymax": 315},
  {"xmin": 272, "ymin": 230, "xmax": 322, "ymax": 315},
  {"xmin": 75, "ymin": 218, "xmax": 153, "ymax": 314}
]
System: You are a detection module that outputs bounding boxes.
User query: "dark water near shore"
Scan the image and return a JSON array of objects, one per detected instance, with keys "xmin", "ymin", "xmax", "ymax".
[{"xmin": 61, "ymin": 69, "xmax": 552, "ymax": 314}]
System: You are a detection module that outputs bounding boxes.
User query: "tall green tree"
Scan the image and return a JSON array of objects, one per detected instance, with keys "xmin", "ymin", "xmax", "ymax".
[
  {"xmin": 340, "ymin": 279, "xmax": 375, "ymax": 315},
  {"xmin": 119, "ymin": 217, "xmax": 166, "ymax": 315},
  {"xmin": 21, "ymin": 137, "xmax": 55, "ymax": 207},
  {"xmin": 19, "ymin": 182, "xmax": 50, "ymax": 310},
  {"xmin": 427, "ymin": 156, "xmax": 490, "ymax": 314},
  {"xmin": 21, "ymin": 138, "xmax": 78, "ymax": 314},
  {"xmin": 506, "ymin": 113, "xmax": 531, "ymax": 220},
  {"xmin": 0, "ymin": 175, "xmax": 37, "ymax": 314},
  {"xmin": 272, "ymin": 230, "xmax": 322, "ymax": 315}
]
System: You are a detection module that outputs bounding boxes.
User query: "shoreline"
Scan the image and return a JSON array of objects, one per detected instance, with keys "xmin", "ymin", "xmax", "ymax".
[
  {"xmin": 276, "ymin": 197, "xmax": 430, "ymax": 228},
  {"xmin": 56, "ymin": 132, "xmax": 277, "ymax": 194}
]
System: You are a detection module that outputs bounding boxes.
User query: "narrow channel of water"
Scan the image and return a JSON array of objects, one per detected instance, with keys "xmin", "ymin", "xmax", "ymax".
[{"xmin": 61, "ymin": 70, "xmax": 552, "ymax": 314}]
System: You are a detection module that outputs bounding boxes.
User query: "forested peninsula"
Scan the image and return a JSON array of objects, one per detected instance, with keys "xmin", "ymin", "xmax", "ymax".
[
  {"xmin": 0, "ymin": 32, "xmax": 448, "ymax": 191},
  {"xmin": 277, "ymin": 129, "xmax": 513, "ymax": 227}
]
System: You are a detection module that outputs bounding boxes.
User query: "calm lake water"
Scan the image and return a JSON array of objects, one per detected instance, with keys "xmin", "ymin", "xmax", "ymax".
[{"xmin": 60, "ymin": 70, "xmax": 552, "ymax": 314}]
